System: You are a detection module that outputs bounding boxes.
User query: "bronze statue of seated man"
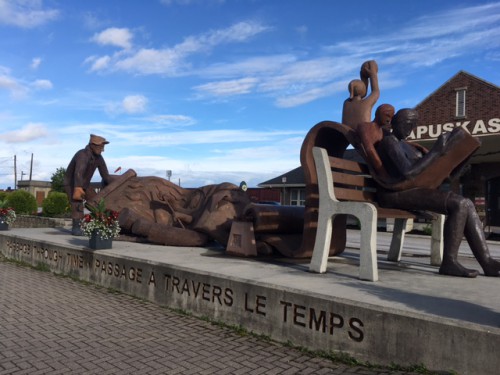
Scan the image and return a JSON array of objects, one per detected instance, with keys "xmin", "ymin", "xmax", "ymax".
[{"xmin": 358, "ymin": 107, "xmax": 500, "ymax": 278}]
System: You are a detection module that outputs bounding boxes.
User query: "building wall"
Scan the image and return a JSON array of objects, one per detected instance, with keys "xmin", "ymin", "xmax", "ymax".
[
  {"xmin": 413, "ymin": 72, "xmax": 500, "ymax": 227},
  {"xmin": 412, "ymin": 72, "xmax": 500, "ymax": 141},
  {"xmin": 17, "ymin": 181, "xmax": 52, "ymax": 206}
]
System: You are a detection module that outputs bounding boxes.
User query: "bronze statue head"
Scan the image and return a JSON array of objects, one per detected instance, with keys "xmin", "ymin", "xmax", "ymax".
[
  {"xmin": 89, "ymin": 134, "xmax": 109, "ymax": 155},
  {"xmin": 348, "ymin": 79, "xmax": 367, "ymax": 99},
  {"xmin": 374, "ymin": 104, "xmax": 395, "ymax": 128},
  {"xmin": 392, "ymin": 108, "xmax": 418, "ymax": 140}
]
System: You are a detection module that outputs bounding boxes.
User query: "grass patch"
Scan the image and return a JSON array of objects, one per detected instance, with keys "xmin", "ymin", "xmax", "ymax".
[{"xmin": 34, "ymin": 262, "xmax": 51, "ymax": 272}]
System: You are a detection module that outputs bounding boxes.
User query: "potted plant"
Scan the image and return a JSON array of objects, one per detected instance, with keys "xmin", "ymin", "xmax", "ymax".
[
  {"xmin": 0, "ymin": 200, "xmax": 16, "ymax": 231},
  {"xmin": 81, "ymin": 198, "xmax": 120, "ymax": 249}
]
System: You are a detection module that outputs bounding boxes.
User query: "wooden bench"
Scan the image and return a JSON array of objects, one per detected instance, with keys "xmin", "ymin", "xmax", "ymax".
[{"xmin": 309, "ymin": 146, "xmax": 444, "ymax": 281}]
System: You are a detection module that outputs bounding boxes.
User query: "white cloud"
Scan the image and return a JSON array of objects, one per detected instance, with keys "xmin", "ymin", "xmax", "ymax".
[
  {"xmin": 146, "ymin": 114, "xmax": 196, "ymax": 127},
  {"xmin": 31, "ymin": 79, "xmax": 53, "ymax": 90},
  {"xmin": 160, "ymin": 0, "xmax": 197, "ymax": 5},
  {"xmin": 86, "ymin": 55, "xmax": 111, "ymax": 72},
  {"xmin": 194, "ymin": 77, "xmax": 258, "ymax": 97},
  {"xmin": 1, "ymin": 123, "xmax": 49, "ymax": 143},
  {"xmin": 76, "ymin": 2, "xmax": 500, "ymax": 115},
  {"xmin": 0, "ymin": 74, "xmax": 28, "ymax": 99},
  {"xmin": 0, "ymin": 0, "xmax": 59, "ymax": 28},
  {"xmin": 91, "ymin": 27, "xmax": 133, "ymax": 49},
  {"xmin": 188, "ymin": 3, "xmax": 500, "ymax": 108},
  {"xmin": 296, "ymin": 25, "xmax": 308, "ymax": 36},
  {"xmin": 107, "ymin": 21, "xmax": 270, "ymax": 76},
  {"xmin": 116, "ymin": 128, "xmax": 304, "ymax": 147},
  {"xmin": 201, "ymin": 55, "xmax": 297, "ymax": 79},
  {"xmin": 114, "ymin": 48, "xmax": 181, "ymax": 75},
  {"xmin": 276, "ymin": 85, "xmax": 335, "ymax": 108},
  {"xmin": 31, "ymin": 57, "xmax": 42, "ymax": 69},
  {"xmin": 122, "ymin": 95, "xmax": 148, "ymax": 114},
  {"xmin": 105, "ymin": 95, "xmax": 148, "ymax": 115}
]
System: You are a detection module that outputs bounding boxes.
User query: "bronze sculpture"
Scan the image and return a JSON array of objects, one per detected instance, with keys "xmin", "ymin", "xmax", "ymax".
[
  {"xmin": 358, "ymin": 108, "xmax": 500, "ymax": 277},
  {"xmin": 86, "ymin": 170, "xmax": 251, "ymax": 247},
  {"xmin": 64, "ymin": 134, "xmax": 114, "ymax": 235},
  {"xmin": 342, "ymin": 60, "xmax": 380, "ymax": 130}
]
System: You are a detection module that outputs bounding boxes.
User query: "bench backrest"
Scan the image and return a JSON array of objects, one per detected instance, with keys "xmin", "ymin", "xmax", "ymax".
[
  {"xmin": 312, "ymin": 146, "xmax": 377, "ymax": 203},
  {"xmin": 327, "ymin": 154, "xmax": 378, "ymax": 203},
  {"xmin": 313, "ymin": 146, "xmax": 423, "ymax": 220}
]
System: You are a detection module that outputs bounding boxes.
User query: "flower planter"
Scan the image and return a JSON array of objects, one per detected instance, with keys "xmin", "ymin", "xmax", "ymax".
[
  {"xmin": 0, "ymin": 222, "xmax": 9, "ymax": 231},
  {"xmin": 89, "ymin": 232, "xmax": 113, "ymax": 250}
]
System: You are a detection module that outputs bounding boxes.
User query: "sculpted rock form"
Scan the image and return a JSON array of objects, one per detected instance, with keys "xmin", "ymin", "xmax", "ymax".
[{"xmin": 86, "ymin": 170, "xmax": 251, "ymax": 247}]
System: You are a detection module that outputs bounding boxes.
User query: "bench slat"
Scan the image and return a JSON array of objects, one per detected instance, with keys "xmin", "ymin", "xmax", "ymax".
[
  {"xmin": 376, "ymin": 207, "xmax": 417, "ymax": 219},
  {"xmin": 334, "ymin": 187, "xmax": 376, "ymax": 202},
  {"xmin": 332, "ymin": 171, "xmax": 376, "ymax": 188},
  {"xmin": 329, "ymin": 156, "xmax": 369, "ymax": 173}
]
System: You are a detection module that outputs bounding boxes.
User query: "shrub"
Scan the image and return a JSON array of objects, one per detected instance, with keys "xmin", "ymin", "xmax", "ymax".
[
  {"xmin": 422, "ymin": 224, "xmax": 433, "ymax": 236},
  {"xmin": 0, "ymin": 191, "xmax": 7, "ymax": 201},
  {"xmin": 42, "ymin": 191, "xmax": 69, "ymax": 217},
  {"xmin": 6, "ymin": 190, "xmax": 38, "ymax": 215}
]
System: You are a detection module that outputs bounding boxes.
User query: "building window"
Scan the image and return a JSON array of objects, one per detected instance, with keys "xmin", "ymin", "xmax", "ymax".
[
  {"xmin": 290, "ymin": 188, "xmax": 305, "ymax": 206},
  {"xmin": 455, "ymin": 88, "xmax": 466, "ymax": 118}
]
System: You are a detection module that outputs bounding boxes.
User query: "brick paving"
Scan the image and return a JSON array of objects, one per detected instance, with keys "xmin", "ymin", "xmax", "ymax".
[{"xmin": 0, "ymin": 260, "xmax": 432, "ymax": 375}]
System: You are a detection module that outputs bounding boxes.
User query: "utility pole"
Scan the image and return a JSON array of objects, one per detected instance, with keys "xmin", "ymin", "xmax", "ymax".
[
  {"xmin": 29, "ymin": 153, "xmax": 33, "ymax": 181},
  {"xmin": 14, "ymin": 155, "xmax": 17, "ymax": 190}
]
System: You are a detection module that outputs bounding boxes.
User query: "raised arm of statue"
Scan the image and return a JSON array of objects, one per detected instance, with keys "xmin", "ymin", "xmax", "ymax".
[
  {"xmin": 341, "ymin": 60, "xmax": 380, "ymax": 129},
  {"xmin": 360, "ymin": 60, "xmax": 380, "ymax": 107}
]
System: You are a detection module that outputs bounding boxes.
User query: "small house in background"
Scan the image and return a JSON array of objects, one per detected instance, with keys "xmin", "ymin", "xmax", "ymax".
[
  {"xmin": 258, "ymin": 167, "xmax": 305, "ymax": 206},
  {"xmin": 257, "ymin": 150, "xmax": 364, "ymax": 206},
  {"xmin": 16, "ymin": 180, "xmax": 52, "ymax": 206}
]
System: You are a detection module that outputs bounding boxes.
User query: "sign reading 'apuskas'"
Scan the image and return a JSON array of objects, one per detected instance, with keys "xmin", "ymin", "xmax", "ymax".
[{"xmin": 408, "ymin": 118, "xmax": 500, "ymax": 140}]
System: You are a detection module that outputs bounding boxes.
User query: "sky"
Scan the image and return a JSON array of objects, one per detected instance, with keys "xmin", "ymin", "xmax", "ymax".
[{"xmin": 0, "ymin": 0, "xmax": 500, "ymax": 190}]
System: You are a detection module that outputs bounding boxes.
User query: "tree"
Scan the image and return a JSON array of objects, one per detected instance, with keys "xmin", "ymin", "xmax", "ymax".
[{"xmin": 51, "ymin": 167, "xmax": 66, "ymax": 193}]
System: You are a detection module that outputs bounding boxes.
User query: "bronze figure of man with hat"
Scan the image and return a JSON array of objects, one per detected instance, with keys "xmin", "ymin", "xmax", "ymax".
[{"xmin": 64, "ymin": 134, "xmax": 113, "ymax": 235}]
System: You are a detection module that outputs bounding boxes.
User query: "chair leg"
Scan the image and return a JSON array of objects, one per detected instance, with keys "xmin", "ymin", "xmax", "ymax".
[
  {"xmin": 387, "ymin": 218, "xmax": 408, "ymax": 262},
  {"xmin": 356, "ymin": 206, "xmax": 378, "ymax": 281},
  {"xmin": 430, "ymin": 214, "xmax": 444, "ymax": 266},
  {"xmin": 309, "ymin": 207, "xmax": 333, "ymax": 273}
]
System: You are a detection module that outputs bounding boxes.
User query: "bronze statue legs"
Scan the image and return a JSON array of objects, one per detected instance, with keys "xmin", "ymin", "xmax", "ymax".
[{"xmin": 379, "ymin": 188, "xmax": 500, "ymax": 277}]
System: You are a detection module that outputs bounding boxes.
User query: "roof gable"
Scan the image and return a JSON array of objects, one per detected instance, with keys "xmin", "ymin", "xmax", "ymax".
[{"xmin": 416, "ymin": 70, "xmax": 500, "ymax": 109}]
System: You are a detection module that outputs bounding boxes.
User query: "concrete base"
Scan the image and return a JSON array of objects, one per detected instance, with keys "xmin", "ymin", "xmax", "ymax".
[{"xmin": 1, "ymin": 228, "xmax": 499, "ymax": 375}]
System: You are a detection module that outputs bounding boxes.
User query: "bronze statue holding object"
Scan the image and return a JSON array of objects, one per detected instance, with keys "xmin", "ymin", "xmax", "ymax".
[
  {"xmin": 64, "ymin": 134, "xmax": 115, "ymax": 236},
  {"xmin": 358, "ymin": 108, "xmax": 500, "ymax": 277}
]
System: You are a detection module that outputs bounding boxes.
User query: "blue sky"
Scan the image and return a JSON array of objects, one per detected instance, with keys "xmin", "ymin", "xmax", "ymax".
[{"xmin": 0, "ymin": 0, "xmax": 499, "ymax": 189}]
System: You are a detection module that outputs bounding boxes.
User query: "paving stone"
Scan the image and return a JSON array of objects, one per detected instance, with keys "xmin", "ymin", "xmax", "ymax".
[{"xmin": 0, "ymin": 261, "xmax": 430, "ymax": 374}]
